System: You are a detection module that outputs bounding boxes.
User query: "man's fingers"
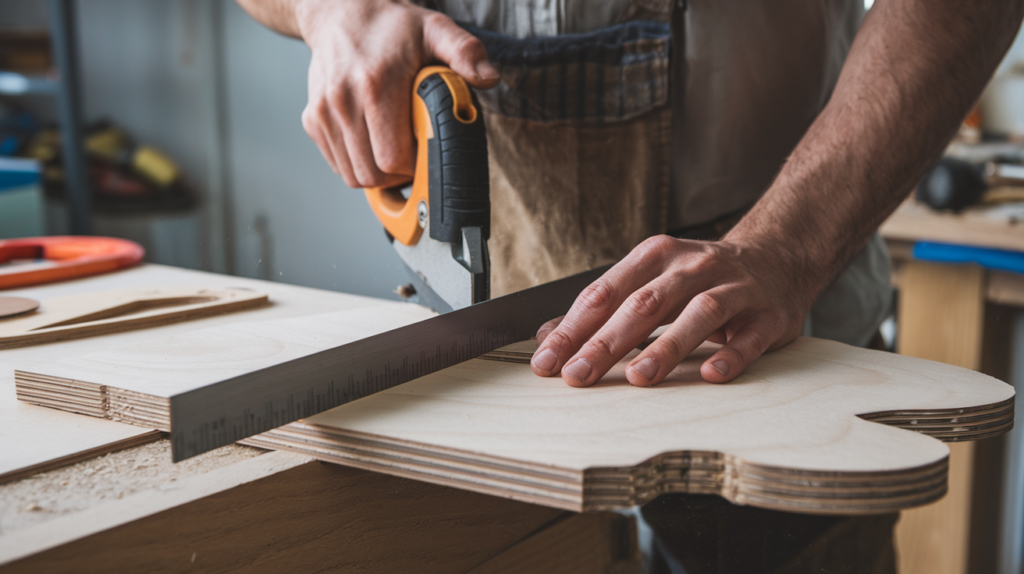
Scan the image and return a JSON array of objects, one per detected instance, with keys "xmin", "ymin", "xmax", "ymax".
[
  {"xmin": 302, "ymin": 109, "xmax": 338, "ymax": 174},
  {"xmin": 333, "ymin": 103, "xmax": 408, "ymax": 188},
  {"xmin": 531, "ymin": 270, "xmax": 656, "ymax": 377},
  {"xmin": 531, "ymin": 237, "xmax": 680, "ymax": 378},
  {"xmin": 530, "ymin": 316, "xmax": 565, "ymax": 374},
  {"xmin": 421, "ymin": 13, "xmax": 499, "ymax": 88},
  {"xmin": 558, "ymin": 275, "xmax": 691, "ymax": 387},
  {"xmin": 535, "ymin": 316, "xmax": 564, "ymax": 347},
  {"xmin": 625, "ymin": 290, "xmax": 734, "ymax": 387},
  {"xmin": 363, "ymin": 70, "xmax": 415, "ymax": 178},
  {"xmin": 706, "ymin": 328, "xmax": 728, "ymax": 345},
  {"xmin": 302, "ymin": 99, "xmax": 359, "ymax": 185},
  {"xmin": 700, "ymin": 324, "xmax": 777, "ymax": 384}
]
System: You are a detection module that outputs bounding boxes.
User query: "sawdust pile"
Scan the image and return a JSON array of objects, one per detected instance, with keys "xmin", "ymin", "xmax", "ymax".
[{"xmin": 0, "ymin": 440, "xmax": 262, "ymax": 535}]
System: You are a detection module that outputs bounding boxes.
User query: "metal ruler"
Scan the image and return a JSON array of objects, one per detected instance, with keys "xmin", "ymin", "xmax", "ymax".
[{"xmin": 169, "ymin": 265, "xmax": 609, "ymax": 461}]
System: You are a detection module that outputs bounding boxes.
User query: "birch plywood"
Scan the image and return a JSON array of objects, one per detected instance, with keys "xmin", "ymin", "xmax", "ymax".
[
  {"xmin": 0, "ymin": 264, "xmax": 412, "ymax": 484},
  {"xmin": 16, "ymin": 305, "xmax": 437, "ymax": 428},
  {"xmin": 247, "ymin": 338, "xmax": 1013, "ymax": 515},
  {"xmin": 17, "ymin": 315, "xmax": 1013, "ymax": 514}
]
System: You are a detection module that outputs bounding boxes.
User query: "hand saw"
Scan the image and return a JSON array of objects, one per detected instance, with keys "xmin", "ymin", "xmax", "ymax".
[
  {"xmin": 169, "ymin": 265, "xmax": 606, "ymax": 461},
  {"xmin": 364, "ymin": 66, "xmax": 490, "ymax": 313},
  {"xmin": 169, "ymin": 67, "xmax": 607, "ymax": 461}
]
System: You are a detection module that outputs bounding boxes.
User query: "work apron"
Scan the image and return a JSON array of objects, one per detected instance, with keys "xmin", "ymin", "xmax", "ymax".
[
  {"xmin": 465, "ymin": 19, "xmax": 674, "ymax": 297},
  {"xmin": 441, "ymin": 0, "xmax": 891, "ymax": 350},
  {"xmin": 433, "ymin": 1, "xmax": 897, "ymax": 571}
]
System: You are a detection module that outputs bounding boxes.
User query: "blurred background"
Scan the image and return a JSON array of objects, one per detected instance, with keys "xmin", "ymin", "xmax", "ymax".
[
  {"xmin": 0, "ymin": 1, "xmax": 1022, "ymax": 301},
  {"xmin": 0, "ymin": 0, "xmax": 409, "ymax": 300}
]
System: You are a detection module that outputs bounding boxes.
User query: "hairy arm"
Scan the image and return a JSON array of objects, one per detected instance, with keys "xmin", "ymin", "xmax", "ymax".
[
  {"xmin": 531, "ymin": 0, "xmax": 1024, "ymax": 386},
  {"xmin": 740, "ymin": 0, "xmax": 1024, "ymax": 304}
]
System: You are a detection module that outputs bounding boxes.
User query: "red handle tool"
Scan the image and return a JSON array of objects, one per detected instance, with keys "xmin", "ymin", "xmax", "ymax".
[{"xmin": 0, "ymin": 236, "xmax": 144, "ymax": 289}]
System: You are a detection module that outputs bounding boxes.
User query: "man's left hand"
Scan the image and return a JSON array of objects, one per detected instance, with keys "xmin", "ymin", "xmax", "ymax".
[{"xmin": 529, "ymin": 235, "xmax": 811, "ymax": 386}]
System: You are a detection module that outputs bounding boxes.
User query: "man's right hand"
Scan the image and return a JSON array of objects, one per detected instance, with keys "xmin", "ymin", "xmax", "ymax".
[{"xmin": 278, "ymin": 0, "xmax": 499, "ymax": 188}]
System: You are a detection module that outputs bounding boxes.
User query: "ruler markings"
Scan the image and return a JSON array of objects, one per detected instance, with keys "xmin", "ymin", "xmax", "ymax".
[{"xmin": 169, "ymin": 265, "xmax": 608, "ymax": 461}]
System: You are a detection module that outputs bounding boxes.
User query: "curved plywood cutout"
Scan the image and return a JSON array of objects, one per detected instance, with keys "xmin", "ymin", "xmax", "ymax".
[
  {"xmin": 0, "ymin": 287, "xmax": 268, "ymax": 350},
  {"xmin": 247, "ymin": 338, "xmax": 1013, "ymax": 515}
]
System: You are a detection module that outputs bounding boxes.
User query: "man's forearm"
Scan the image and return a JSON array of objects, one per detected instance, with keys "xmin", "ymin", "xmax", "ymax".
[{"xmin": 729, "ymin": 0, "xmax": 1024, "ymax": 302}]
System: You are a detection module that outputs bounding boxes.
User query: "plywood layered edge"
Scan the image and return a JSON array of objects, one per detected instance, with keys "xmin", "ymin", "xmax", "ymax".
[
  {"xmin": 16, "ymin": 372, "xmax": 171, "ymax": 430},
  {"xmin": 13, "ymin": 328, "xmax": 1015, "ymax": 515},
  {"xmin": 241, "ymin": 418, "xmax": 953, "ymax": 515}
]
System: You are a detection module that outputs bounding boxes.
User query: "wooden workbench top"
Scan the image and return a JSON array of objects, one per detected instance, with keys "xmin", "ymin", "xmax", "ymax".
[{"xmin": 881, "ymin": 199, "xmax": 1024, "ymax": 253}]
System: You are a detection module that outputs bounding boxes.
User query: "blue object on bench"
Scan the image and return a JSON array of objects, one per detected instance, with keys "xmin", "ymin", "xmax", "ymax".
[
  {"xmin": 0, "ymin": 157, "xmax": 44, "ymax": 239},
  {"xmin": 913, "ymin": 241, "xmax": 1024, "ymax": 275}
]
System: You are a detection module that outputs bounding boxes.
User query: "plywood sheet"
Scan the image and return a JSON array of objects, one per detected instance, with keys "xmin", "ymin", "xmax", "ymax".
[
  {"xmin": 0, "ymin": 264, "xmax": 407, "ymax": 483},
  {"xmin": 16, "ymin": 305, "xmax": 436, "ymax": 428},
  {"xmin": 243, "ymin": 339, "xmax": 1012, "ymax": 514},
  {"xmin": 16, "ymin": 316, "xmax": 1013, "ymax": 515}
]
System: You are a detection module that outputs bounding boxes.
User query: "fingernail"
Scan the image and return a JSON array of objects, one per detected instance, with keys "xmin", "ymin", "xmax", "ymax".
[
  {"xmin": 712, "ymin": 360, "xmax": 729, "ymax": 376},
  {"xmin": 532, "ymin": 348, "xmax": 557, "ymax": 372},
  {"xmin": 629, "ymin": 358, "xmax": 659, "ymax": 382},
  {"xmin": 563, "ymin": 358, "xmax": 592, "ymax": 382},
  {"xmin": 475, "ymin": 60, "xmax": 498, "ymax": 80}
]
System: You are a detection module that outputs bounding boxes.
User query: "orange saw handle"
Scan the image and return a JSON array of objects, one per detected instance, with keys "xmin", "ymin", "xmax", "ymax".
[
  {"xmin": 0, "ymin": 236, "xmax": 144, "ymax": 289},
  {"xmin": 364, "ymin": 66, "xmax": 489, "ymax": 246}
]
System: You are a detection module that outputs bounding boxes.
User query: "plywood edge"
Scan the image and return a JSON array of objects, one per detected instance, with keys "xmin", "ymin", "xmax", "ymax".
[
  {"xmin": 0, "ymin": 451, "xmax": 312, "ymax": 566},
  {"xmin": 857, "ymin": 397, "xmax": 1014, "ymax": 442},
  {"xmin": 13, "ymin": 370, "xmax": 1012, "ymax": 515},
  {"xmin": 246, "ymin": 422, "xmax": 949, "ymax": 515},
  {"xmin": 245, "ymin": 395, "xmax": 1010, "ymax": 515},
  {"xmin": 15, "ymin": 371, "xmax": 171, "ymax": 431}
]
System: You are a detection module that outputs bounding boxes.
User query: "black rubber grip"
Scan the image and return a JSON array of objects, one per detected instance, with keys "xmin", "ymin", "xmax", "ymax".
[{"xmin": 417, "ymin": 74, "xmax": 490, "ymax": 244}]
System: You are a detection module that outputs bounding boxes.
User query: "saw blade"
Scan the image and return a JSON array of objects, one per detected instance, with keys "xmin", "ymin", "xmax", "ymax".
[{"xmin": 169, "ymin": 264, "xmax": 609, "ymax": 461}]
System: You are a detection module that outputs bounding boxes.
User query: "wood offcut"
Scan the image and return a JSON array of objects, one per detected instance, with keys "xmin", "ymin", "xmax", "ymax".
[{"xmin": 0, "ymin": 286, "xmax": 268, "ymax": 349}]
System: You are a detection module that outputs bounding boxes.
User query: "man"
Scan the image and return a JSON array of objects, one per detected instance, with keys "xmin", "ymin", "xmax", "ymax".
[{"xmin": 238, "ymin": 0, "xmax": 1022, "ymax": 570}]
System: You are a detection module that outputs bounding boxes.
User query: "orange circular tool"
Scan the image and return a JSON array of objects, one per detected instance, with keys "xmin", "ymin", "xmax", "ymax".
[
  {"xmin": 364, "ymin": 66, "xmax": 482, "ymax": 246},
  {"xmin": 0, "ymin": 236, "xmax": 144, "ymax": 290}
]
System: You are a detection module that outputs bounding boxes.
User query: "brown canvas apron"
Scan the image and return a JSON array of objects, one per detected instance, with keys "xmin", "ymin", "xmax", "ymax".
[{"xmin": 463, "ymin": 17, "xmax": 675, "ymax": 297}]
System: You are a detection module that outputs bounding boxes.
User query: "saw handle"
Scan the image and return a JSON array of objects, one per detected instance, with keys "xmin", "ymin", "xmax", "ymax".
[{"xmin": 364, "ymin": 66, "xmax": 490, "ymax": 246}]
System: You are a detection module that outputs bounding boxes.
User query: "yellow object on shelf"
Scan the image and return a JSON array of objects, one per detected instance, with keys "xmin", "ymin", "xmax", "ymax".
[{"xmin": 132, "ymin": 146, "xmax": 178, "ymax": 188}]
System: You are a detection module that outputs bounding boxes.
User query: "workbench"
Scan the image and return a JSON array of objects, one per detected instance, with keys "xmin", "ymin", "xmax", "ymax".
[
  {"xmin": 1, "ymin": 239, "xmax": 1017, "ymax": 572},
  {"xmin": 881, "ymin": 199, "xmax": 1024, "ymax": 574},
  {"xmin": 0, "ymin": 265, "xmax": 639, "ymax": 572}
]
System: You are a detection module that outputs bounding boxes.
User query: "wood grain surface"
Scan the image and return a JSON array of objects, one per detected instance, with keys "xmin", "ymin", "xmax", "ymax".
[
  {"xmin": 0, "ymin": 286, "xmax": 268, "ymax": 349},
  {"xmin": 0, "ymin": 264, "xmax": 407, "ymax": 484},
  {"xmin": 894, "ymin": 260, "xmax": 988, "ymax": 574},
  {"xmin": 880, "ymin": 199, "xmax": 1024, "ymax": 252},
  {"xmin": 16, "ymin": 313, "xmax": 1014, "ymax": 515},
  {"xmin": 16, "ymin": 305, "xmax": 436, "ymax": 428}
]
